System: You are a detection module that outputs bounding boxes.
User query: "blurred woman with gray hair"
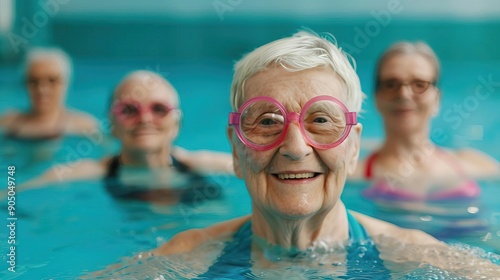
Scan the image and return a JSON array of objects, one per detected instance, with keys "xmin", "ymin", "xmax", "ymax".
[{"xmin": 0, "ymin": 47, "xmax": 98, "ymax": 139}]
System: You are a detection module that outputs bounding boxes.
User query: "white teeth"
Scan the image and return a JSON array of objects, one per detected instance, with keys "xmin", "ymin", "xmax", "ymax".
[{"xmin": 277, "ymin": 173, "xmax": 315, "ymax": 180}]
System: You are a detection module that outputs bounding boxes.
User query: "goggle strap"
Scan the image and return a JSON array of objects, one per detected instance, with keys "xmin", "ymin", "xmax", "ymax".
[
  {"xmin": 229, "ymin": 112, "xmax": 240, "ymax": 125},
  {"xmin": 345, "ymin": 112, "xmax": 357, "ymax": 125}
]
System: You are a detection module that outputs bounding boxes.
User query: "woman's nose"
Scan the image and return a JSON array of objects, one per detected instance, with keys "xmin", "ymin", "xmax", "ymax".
[
  {"xmin": 396, "ymin": 83, "xmax": 414, "ymax": 98},
  {"xmin": 33, "ymin": 81, "xmax": 51, "ymax": 95},
  {"xmin": 138, "ymin": 108, "xmax": 154, "ymax": 123},
  {"xmin": 278, "ymin": 122, "xmax": 313, "ymax": 160}
]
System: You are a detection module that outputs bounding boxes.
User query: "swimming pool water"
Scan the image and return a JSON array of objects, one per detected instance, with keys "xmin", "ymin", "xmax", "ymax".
[{"xmin": 1, "ymin": 59, "xmax": 500, "ymax": 279}]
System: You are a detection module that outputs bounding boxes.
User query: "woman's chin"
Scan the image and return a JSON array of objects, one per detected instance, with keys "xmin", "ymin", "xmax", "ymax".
[
  {"xmin": 269, "ymin": 199, "xmax": 323, "ymax": 219},
  {"xmin": 33, "ymin": 103, "xmax": 57, "ymax": 114},
  {"xmin": 389, "ymin": 120, "xmax": 423, "ymax": 134},
  {"xmin": 128, "ymin": 140, "xmax": 165, "ymax": 152}
]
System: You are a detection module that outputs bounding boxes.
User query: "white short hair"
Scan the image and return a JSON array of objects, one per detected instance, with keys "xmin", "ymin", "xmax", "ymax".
[
  {"xmin": 24, "ymin": 47, "xmax": 72, "ymax": 82},
  {"xmin": 230, "ymin": 30, "xmax": 365, "ymax": 113},
  {"xmin": 114, "ymin": 70, "xmax": 180, "ymax": 106}
]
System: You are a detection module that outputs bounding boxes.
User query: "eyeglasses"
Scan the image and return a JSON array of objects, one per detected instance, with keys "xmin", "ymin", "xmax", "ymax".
[
  {"xmin": 112, "ymin": 100, "xmax": 177, "ymax": 124},
  {"xmin": 377, "ymin": 79, "xmax": 435, "ymax": 95},
  {"xmin": 26, "ymin": 76, "xmax": 63, "ymax": 88},
  {"xmin": 228, "ymin": 95, "xmax": 357, "ymax": 151}
]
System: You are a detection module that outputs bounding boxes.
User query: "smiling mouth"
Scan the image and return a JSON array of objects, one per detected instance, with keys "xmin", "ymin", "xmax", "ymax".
[
  {"xmin": 276, "ymin": 172, "xmax": 317, "ymax": 180},
  {"xmin": 393, "ymin": 109, "xmax": 416, "ymax": 115},
  {"xmin": 133, "ymin": 130, "xmax": 158, "ymax": 135}
]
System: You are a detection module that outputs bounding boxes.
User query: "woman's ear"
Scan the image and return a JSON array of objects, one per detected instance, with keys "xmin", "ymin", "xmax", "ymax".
[
  {"xmin": 227, "ymin": 126, "xmax": 243, "ymax": 178},
  {"xmin": 175, "ymin": 109, "xmax": 182, "ymax": 123},
  {"xmin": 347, "ymin": 123, "xmax": 363, "ymax": 175},
  {"xmin": 170, "ymin": 110, "xmax": 182, "ymax": 140},
  {"xmin": 432, "ymin": 89, "xmax": 441, "ymax": 117}
]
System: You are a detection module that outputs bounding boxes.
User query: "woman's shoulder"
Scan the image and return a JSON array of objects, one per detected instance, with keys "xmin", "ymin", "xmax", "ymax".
[
  {"xmin": 454, "ymin": 148, "xmax": 500, "ymax": 177},
  {"xmin": 100, "ymin": 156, "xmax": 115, "ymax": 167},
  {"xmin": 0, "ymin": 110, "xmax": 22, "ymax": 127},
  {"xmin": 171, "ymin": 146, "xmax": 234, "ymax": 174},
  {"xmin": 351, "ymin": 211, "xmax": 441, "ymax": 245},
  {"xmin": 153, "ymin": 215, "xmax": 251, "ymax": 256},
  {"xmin": 66, "ymin": 109, "xmax": 99, "ymax": 133},
  {"xmin": 50, "ymin": 157, "xmax": 108, "ymax": 183}
]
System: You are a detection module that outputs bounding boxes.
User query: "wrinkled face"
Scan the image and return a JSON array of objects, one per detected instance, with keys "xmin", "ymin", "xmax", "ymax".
[
  {"xmin": 376, "ymin": 54, "xmax": 440, "ymax": 134},
  {"xmin": 111, "ymin": 75, "xmax": 180, "ymax": 152},
  {"xmin": 26, "ymin": 58, "xmax": 67, "ymax": 113},
  {"xmin": 228, "ymin": 67, "xmax": 362, "ymax": 218}
]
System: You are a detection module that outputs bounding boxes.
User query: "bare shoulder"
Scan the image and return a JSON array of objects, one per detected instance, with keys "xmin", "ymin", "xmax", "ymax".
[
  {"xmin": 47, "ymin": 158, "xmax": 107, "ymax": 183},
  {"xmin": 172, "ymin": 146, "xmax": 233, "ymax": 174},
  {"xmin": 67, "ymin": 109, "xmax": 99, "ymax": 132},
  {"xmin": 153, "ymin": 215, "xmax": 251, "ymax": 256},
  {"xmin": 100, "ymin": 156, "xmax": 114, "ymax": 167},
  {"xmin": 351, "ymin": 211, "xmax": 441, "ymax": 245},
  {"xmin": 455, "ymin": 148, "xmax": 500, "ymax": 177},
  {"xmin": 0, "ymin": 111, "xmax": 21, "ymax": 127},
  {"xmin": 172, "ymin": 146, "xmax": 190, "ymax": 161}
]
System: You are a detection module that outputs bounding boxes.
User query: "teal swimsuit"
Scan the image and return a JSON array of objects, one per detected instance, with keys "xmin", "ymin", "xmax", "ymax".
[{"xmin": 197, "ymin": 211, "xmax": 391, "ymax": 279}]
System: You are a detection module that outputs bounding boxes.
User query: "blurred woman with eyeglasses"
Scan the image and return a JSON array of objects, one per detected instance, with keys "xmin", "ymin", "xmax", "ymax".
[
  {"xmin": 352, "ymin": 42, "xmax": 499, "ymax": 201},
  {"xmin": 0, "ymin": 47, "xmax": 98, "ymax": 139},
  {"xmin": 8, "ymin": 70, "xmax": 233, "ymax": 204}
]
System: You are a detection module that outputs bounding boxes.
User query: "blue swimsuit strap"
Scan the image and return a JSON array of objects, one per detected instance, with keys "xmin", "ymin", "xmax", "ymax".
[
  {"xmin": 343, "ymin": 211, "xmax": 391, "ymax": 279},
  {"xmin": 198, "ymin": 211, "xmax": 390, "ymax": 279},
  {"xmin": 347, "ymin": 210, "xmax": 367, "ymax": 241},
  {"xmin": 196, "ymin": 221, "xmax": 253, "ymax": 279}
]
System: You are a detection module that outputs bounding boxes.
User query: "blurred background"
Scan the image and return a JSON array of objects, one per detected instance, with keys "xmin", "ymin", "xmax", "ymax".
[
  {"xmin": 1, "ymin": 0, "xmax": 500, "ymax": 155},
  {"xmin": 2, "ymin": 0, "xmax": 500, "ymax": 61},
  {"xmin": 1, "ymin": 2, "xmax": 500, "ymax": 277}
]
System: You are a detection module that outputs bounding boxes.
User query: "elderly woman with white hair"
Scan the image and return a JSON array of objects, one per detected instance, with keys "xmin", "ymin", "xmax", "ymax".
[
  {"xmin": 137, "ymin": 31, "xmax": 500, "ymax": 279},
  {"xmin": 0, "ymin": 47, "xmax": 98, "ymax": 139}
]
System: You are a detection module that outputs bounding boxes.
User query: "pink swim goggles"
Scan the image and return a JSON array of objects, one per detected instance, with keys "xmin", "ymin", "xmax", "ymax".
[
  {"xmin": 229, "ymin": 95, "xmax": 357, "ymax": 151},
  {"xmin": 112, "ymin": 100, "xmax": 178, "ymax": 124}
]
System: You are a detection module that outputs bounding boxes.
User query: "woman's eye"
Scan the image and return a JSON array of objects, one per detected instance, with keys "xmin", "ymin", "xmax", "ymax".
[
  {"xmin": 123, "ymin": 105, "xmax": 139, "ymax": 115},
  {"xmin": 313, "ymin": 117, "xmax": 328, "ymax": 123},
  {"xmin": 259, "ymin": 118, "xmax": 277, "ymax": 126},
  {"xmin": 385, "ymin": 81, "xmax": 399, "ymax": 89},
  {"xmin": 256, "ymin": 113, "xmax": 283, "ymax": 126},
  {"xmin": 152, "ymin": 104, "xmax": 168, "ymax": 114},
  {"xmin": 414, "ymin": 82, "xmax": 425, "ymax": 88},
  {"xmin": 48, "ymin": 77, "xmax": 60, "ymax": 84}
]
